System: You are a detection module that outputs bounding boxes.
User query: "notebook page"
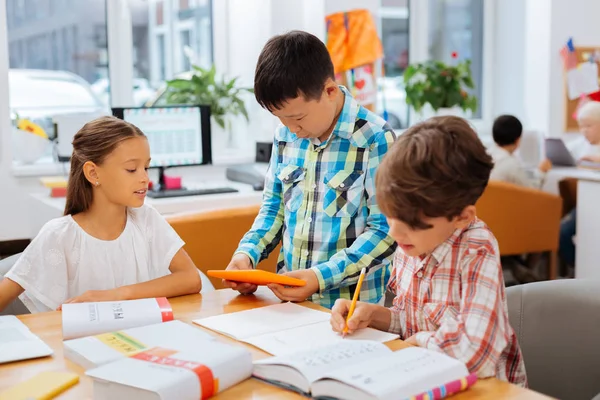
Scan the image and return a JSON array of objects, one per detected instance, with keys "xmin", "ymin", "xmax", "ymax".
[
  {"xmin": 0, "ymin": 316, "xmax": 53, "ymax": 363},
  {"xmin": 193, "ymin": 303, "xmax": 330, "ymax": 340},
  {"xmin": 312, "ymin": 347, "xmax": 469, "ymax": 400},
  {"xmin": 244, "ymin": 320, "xmax": 399, "ymax": 356},
  {"xmin": 254, "ymin": 340, "xmax": 391, "ymax": 384}
]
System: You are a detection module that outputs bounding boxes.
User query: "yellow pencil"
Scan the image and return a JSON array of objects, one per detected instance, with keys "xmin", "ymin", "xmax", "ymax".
[{"xmin": 343, "ymin": 267, "xmax": 367, "ymax": 337}]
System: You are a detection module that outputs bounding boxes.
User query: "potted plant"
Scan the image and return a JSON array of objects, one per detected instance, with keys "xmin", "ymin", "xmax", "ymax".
[
  {"xmin": 162, "ymin": 64, "xmax": 253, "ymax": 148},
  {"xmin": 403, "ymin": 54, "xmax": 477, "ymax": 118}
]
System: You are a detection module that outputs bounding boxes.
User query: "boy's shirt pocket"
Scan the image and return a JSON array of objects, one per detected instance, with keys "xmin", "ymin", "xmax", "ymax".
[
  {"xmin": 277, "ymin": 164, "xmax": 306, "ymax": 212},
  {"xmin": 323, "ymin": 169, "xmax": 366, "ymax": 218},
  {"xmin": 422, "ymin": 302, "xmax": 460, "ymax": 331}
]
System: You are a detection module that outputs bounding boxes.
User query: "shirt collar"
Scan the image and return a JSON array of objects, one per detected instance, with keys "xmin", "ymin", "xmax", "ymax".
[
  {"xmin": 417, "ymin": 220, "xmax": 477, "ymax": 271},
  {"xmin": 275, "ymin": 85, "xmax": 361, "ymax": 144}
]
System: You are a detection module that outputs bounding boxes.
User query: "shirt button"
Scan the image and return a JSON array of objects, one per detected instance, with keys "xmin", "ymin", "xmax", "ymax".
[
  {"xmin": 304, "ymin": 250, "xmax": 310, "ymax": 257},
  {"xmin": 417, "ymin": 271, "xmax": 423, "ymax": 278},
  {"xmin": 312, "ymin": 184, "xmax": 317, "ymax": 189},
  {"xmin": 339, "ymin": 183, "xmax": 345, "ymax": 188},
  {"xmin": 307, "ymin": 217, "xmax": 313, "ymax": 222}
]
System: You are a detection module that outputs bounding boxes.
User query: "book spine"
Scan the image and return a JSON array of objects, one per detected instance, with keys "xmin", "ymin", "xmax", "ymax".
[{"xmin": 408, "ymin": 373, "xmax": 477, "ymax": 400}]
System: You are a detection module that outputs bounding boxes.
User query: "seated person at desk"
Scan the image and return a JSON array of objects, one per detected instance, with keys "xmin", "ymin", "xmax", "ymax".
[
  {"xmin": 0, "ymin": 116, "xmax": 202, "ymax": 313},
  {"xmin": 223, "ymin": 31, "xmax": 397, "ymax": 308},
  {"xmin": 488, "ymin": 115, "xmax": 549, "ymax": 282},
  {"xmin": 330, "ymin": 117, "xmax": 527, "ymax": 387},
  {"xmin": 557, "ymin": 101, "xmax": 600, "ymax": 269},
  {"xmin": 489, "ymin": 114, "xmax": 551, "ymax": 188}
]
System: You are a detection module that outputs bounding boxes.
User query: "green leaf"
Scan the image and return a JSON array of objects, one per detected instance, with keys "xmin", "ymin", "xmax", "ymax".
[{"xmin": 402, "ymin": 58, "xmax": 478, "ymax": 115}]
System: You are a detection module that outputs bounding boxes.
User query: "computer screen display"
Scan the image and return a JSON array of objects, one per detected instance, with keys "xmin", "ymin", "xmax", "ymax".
[{"xmin": 112, "ymin": 105, "xmax": 212, "ymax": 168}]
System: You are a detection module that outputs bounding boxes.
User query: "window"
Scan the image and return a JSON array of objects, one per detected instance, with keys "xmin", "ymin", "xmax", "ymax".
[
  {"xmin": 379, "ymin": 0, "xmax": 487, "ymax": 129},
  {"xmin": 428, "ymin": 0, "xmax": 484, "ymax": 119},
  {"xmin": 124, "ymin": 0, "xmax": 213, "ymax": 107},
  {"xmin": 6, "ymin": 0, "xmax": 107, "ymax": 164},
  {"xmin": 380, "ymin": 0, "xmax": 410, "ymax": 130}
]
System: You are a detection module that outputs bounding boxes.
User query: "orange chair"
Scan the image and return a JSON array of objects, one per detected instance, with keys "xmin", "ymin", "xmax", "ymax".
[
  {"xmin": 476, "ymin": 181, "xmax": 563, "ymax": 280},
  {"xmin": 166, "ymin": 206, "xmax": 279, "ymax": 289}
]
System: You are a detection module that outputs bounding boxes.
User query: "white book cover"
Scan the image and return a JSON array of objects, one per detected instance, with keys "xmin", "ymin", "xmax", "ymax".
[
  {"xmin": 86, "ymin": 344, "xmax": 253, "ymax": 400},
  {"xmin": 62, "ymin": 297, "xmax": 173, "ymax": 340},
  {"xmin": 0, "ymin": 315, "xmax": 53, "ymax": 364},
  {"xmin": 63, "ymin": 320, "xmax": 214, "ymax": 370},
  {"xmin": 254, "ymin": 343, "xmax": 472, "ymax": 400},
  {"xmin": 193, "ymin": 302, "xmax": 399, "ymax": 356}
]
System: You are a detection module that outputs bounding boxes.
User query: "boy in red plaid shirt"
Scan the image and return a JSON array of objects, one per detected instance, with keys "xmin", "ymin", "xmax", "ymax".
[{"xmin": 330, "ymin": 116, "xmax": 527, "ymax": 387}]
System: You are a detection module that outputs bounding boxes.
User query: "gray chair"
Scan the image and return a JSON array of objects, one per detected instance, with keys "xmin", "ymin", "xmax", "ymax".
[
  {"xmin": 0, "ymin": 254, "xmax": 30, "ymax": 315},
  {"xmin": 507, "ymin": 279, "xmax": 600, "ymax": 400}
]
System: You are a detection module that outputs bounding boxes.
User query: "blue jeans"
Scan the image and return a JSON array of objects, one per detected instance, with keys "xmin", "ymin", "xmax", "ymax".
[{"xmin": 559, "ymin": 208, "xmax": 577, "ymax": 267}]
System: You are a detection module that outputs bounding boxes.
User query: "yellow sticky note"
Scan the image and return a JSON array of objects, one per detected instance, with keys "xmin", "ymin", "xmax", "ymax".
[{"xmin": 0, "ymin": 371, "xmax": 79, "ymax": 400}]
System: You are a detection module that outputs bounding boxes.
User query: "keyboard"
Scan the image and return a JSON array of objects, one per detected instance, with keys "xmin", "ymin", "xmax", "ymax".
[{"xmin": 147, "ymin": 187, "xmax": 239, "ymax": 199}]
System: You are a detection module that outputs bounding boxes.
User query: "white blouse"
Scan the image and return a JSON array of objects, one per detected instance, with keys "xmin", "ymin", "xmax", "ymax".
[{"xmin": 6, "ymin": 204, "xmax": 184, "ymax": 313}]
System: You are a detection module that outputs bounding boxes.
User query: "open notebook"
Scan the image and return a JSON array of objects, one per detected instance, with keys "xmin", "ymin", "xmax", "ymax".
[
  {"xmin": 193, "ymin": 302, "xmax": 398, "ymax": 356},
  {"xmin": 0, "ymin": 315, "xmax": 53, "ymax": 364},
  {"xmin": 253, "ymin": 341, "xmax": 476, "ymax": 400}
]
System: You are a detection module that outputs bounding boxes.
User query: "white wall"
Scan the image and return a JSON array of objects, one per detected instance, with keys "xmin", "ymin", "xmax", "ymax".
[
  {"xmin": 494, "ymin": 0, "xmax": 600, "ymax": 137},
  {"xmin": 548, "ymin": 0, "xmax": 600, "ymax": 136},
  {"xmin": 492, "ymin": 0, "xmax": 526, "ymax": 122}
]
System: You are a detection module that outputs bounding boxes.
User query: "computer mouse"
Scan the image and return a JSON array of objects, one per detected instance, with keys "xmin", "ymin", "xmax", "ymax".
[{"xmin": 252, "ymin": 182, "xmax": 264, "ymax": 191}]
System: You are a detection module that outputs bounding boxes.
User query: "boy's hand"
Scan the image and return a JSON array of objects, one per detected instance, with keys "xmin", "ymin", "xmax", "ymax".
[
  {"xmin": 330, "ymin": 299, "xmax": 374, "ymax": 335},
  {"xmin": 60, "ymin": 289, "xmax": 121, "ymax": 309},
  {"xmin": 222, "ymin": 253, "xmax": 257, "ymax": 295},
  {"xmin": 267, "ymin": 269, "xmax": 320, "ymax": 302},
  {"xmin": 538, "ymin": 158, "xmax": 552, "ymax": 173}
]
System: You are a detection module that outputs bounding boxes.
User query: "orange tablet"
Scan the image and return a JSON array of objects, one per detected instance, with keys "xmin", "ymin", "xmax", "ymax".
[{"xmin": 207, "ymin": 270, "xmax": 306, "ymax": 287}]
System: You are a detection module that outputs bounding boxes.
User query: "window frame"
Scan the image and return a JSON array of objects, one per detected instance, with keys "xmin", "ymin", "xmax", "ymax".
[{"xmin": 404, "ymin": 0, "xmax": 494, "ymax": 133}]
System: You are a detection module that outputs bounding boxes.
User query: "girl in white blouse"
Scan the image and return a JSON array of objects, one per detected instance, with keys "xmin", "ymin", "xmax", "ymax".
[{"xmin": 0, "ymin": 116, "xmax": 202, "ymax": 313}]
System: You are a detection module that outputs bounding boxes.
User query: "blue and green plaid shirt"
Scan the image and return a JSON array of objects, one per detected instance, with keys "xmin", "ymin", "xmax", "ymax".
[{"xmin": 236, "ymin": 87, "xmax": 397, "ymax": 308}]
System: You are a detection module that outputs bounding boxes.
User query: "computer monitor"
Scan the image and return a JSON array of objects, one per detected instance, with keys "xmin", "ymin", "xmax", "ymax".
[{"xmin": 112, "ymin": 105, "xmax": 212, "ymax": 196}]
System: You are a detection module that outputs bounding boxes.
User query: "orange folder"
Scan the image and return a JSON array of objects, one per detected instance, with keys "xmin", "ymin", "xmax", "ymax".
[{"xmin": 207, "ymin": 270, "xmax": 306, "ymax": 287}]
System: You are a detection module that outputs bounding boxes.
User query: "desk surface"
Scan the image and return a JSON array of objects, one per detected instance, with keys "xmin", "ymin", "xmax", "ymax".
[{"xmin": 1, "ymin": 288, "xmax": 550, "ymax": 399}]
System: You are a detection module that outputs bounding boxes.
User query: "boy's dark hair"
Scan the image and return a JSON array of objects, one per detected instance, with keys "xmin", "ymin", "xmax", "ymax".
[
  {"xmin": 492, "ymin": 114, "xmax": 523, "ymax": 146},
  {"xmin": 376, "ymin": 116, "xmax": 494, "ymax": 229},
  {"xmin": 254, "ymin": 30, "xmax": 335, "ymax": 111},
  {"xmin": 65, "ymin": 116, "xmax": 145, "ymax": 216}
]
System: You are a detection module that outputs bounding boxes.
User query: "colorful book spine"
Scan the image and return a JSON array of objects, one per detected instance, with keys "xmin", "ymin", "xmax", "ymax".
[{"xmin": 408, "ymin": 373, "xmax": 477, "ymax": 400}]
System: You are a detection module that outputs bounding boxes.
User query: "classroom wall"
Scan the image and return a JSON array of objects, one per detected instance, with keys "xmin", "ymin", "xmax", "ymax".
[{"xmin": 495, "ymin": 0, "xmax": 600, "ymax": 137}]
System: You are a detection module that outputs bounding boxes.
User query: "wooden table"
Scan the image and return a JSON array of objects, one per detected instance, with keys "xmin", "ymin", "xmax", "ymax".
[{"xmin": 1, "ymin": 288, "xmax": 551, "ymax": 399}]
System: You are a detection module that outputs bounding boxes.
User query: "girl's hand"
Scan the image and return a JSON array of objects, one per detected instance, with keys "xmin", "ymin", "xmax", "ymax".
[
  {"xmin": 580, "ymin": 155, "xmax": 600, "ymax": 163},
  {"xmin": 58, "ymin": 289, "xmax": 122, "ymax": 310}
]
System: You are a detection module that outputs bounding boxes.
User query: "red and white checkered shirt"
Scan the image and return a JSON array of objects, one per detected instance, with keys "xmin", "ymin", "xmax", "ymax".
[{"xmin": 387, "ymin": 218, "xmax": 527, "ymax": 387}]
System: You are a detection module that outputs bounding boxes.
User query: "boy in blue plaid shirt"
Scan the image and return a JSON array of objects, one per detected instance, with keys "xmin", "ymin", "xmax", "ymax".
[{"xmin": 222, "ymin": 31, "xmax": 397, "ymax": 308}]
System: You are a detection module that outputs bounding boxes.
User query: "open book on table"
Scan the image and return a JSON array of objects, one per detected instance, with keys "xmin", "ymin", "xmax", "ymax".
[
  {"xmin": 193, "ymin": 302, "xmax": 399, "ymax": 356},
  {"xmin": 253, "ymin": 341, "xmax": 476, "ymax": 400},
  {"xmin": 62, "ymin": 297, "xmax": 173, "ymax": 340}
]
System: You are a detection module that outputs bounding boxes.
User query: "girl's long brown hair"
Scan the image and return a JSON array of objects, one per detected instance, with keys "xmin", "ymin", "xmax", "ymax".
[{"xmin": 64, "ymin": 116, "xmax": 145, "ymax": 216}]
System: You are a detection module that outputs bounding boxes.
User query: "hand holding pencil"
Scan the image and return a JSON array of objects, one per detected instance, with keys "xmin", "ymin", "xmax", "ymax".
[{"xmin": 330, "ymin": 268, "xmax": 375, "ymax": 336}]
